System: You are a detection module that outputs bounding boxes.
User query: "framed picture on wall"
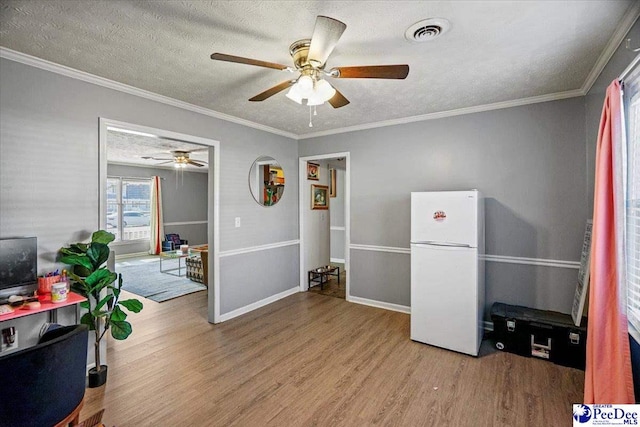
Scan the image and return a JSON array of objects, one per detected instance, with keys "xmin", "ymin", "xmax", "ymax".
[
  {"xmin": 311, "ymin": 184, "xmax": 329, "ymax": 210},
  {"xmin": 307, "ymin": 162, "xmax": 319, "ymax": 180},
  {"xmin": 572, "ymin": 220, "xmax": 592, "ymax": 326},
  {"xmin": 330, "ymin": 168, "xmax": 337, "ymax": 197}
]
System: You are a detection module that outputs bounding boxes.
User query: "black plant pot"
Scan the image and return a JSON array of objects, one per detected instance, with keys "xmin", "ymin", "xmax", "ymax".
[{"xmin": 88, "ymin": 365, "xmax": 108, "ymax": 388}]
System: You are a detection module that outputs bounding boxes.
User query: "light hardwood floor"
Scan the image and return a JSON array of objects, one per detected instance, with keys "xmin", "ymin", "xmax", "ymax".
[{"xmin": 82, "ymin": 291, "xmax": 583, "ymax": 426}]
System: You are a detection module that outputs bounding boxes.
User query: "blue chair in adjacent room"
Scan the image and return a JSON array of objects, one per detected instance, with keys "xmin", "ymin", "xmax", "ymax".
[
  {"xmin": 0, "ymin": 324, "xmax": 89, "ymax": 427},
  {"xmin": 162, "ymin": 233, "xmax": 188, "ymax": 251}
]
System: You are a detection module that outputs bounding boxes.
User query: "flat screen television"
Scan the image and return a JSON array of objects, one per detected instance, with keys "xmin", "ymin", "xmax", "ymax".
[{"xmin": 0, "ymin": 237, "xmax": 38, "ymax": 298}]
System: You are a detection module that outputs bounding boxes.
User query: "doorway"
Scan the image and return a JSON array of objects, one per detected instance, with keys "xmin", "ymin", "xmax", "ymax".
[
  {"xmin": 299, "ymin": 152, "xmax": 350, "ymax": 300},
  {"xmin": 98, "ymin": 118, "xmax": 220, "ymax": 323}
]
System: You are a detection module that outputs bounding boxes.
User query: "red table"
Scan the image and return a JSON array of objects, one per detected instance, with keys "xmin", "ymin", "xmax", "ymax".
[{"xmin": 0, "ymin": 291, "xmax": 86, "ymax": 323}]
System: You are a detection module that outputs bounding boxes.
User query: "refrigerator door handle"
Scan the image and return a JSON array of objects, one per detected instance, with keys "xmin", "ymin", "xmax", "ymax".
[{"xmin": 412, "ymin": 241, "xmax": 473, "ymax": 248}]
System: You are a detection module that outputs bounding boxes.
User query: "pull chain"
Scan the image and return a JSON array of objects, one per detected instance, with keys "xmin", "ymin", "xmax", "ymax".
[{"xmin": 309, "ymin": 106, "xmax": 313, "ymax": 127}]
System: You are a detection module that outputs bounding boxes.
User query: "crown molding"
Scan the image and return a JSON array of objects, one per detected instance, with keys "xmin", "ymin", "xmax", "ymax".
[
  {"xmin": 0, "ymin": 47, "xmax": 298, "ymax": 140},
  {"xmin": 3, "ymin": 0, "xmax": 637, "ymax": 145},
  {"xmin": 297, "ymin": 89, "xmax": 584, "ymax": 139},
  {"xmin": 581, "ymin": 2, "xmax": 640, "ymax": 95}
]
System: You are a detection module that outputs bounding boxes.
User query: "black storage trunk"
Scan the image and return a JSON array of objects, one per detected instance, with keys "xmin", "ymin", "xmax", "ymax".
[{"xmin": 490, "ymin": 302, "xmax": 587, "ymax": 370}]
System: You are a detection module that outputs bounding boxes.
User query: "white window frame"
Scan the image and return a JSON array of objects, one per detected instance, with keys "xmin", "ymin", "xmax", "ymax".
[{"xmin": 621, "ymin": 56, "xmax": 640, "ymax": 344}]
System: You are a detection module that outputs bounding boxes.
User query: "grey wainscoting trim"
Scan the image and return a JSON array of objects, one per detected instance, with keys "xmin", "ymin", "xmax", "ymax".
[
  {"xmin": 164, "ymin": 220, "xmax": 207, "ymax": 226},
  {"xmin": 219, "ymin": 240, "xmax": 300, "ymax": 258},
  {"xmin": 219, "ymin": 286, "xmax": 299, "ymax": 322},
  {"xmin": 349, "ymin": 296, "xmax": 411, "ymax": 314},
  {"xmin": 350, "ymin": 244, "xmax": 580, "ymax": 269}
]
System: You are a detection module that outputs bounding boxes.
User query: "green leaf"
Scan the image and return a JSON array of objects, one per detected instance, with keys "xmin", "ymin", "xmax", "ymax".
[
  {"xmin": 95, "ymin": 293, "xmax": 114, "ymax": 311},
  {"xmin": 80, "ymin": 313, "xmax": 96, "ymax": 331},
  {"xmin": 110, "ymin": 320, "xmax": 132, "ymax": 340},
  {"xmin": 59, "ymin": 254, "xmax": 93, "ymax": 271},
  {"xmin": 111, "ymin": 305, "xmax": 127, "ymax": 322},
  {"xmin": 92, "ymin": 230, "xmax": 115, "ymax": 245},
  {"xmin": 79, "ymin": 301, "xmax": 90, "ymax": 309},
  {"xmin": 119, "ymin": 299, "xmax": 143, "ymax": 313},
  {"xmin": 85, "ymin": 268, "xmax": 117, "ymax": 293},
  {"xmin": 87, "ymin": 243, "xmax": 110, "ymax": 269}
]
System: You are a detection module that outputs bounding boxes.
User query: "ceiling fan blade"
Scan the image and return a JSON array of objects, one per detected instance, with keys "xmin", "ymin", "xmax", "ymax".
[
  {"xmin": 331, "ymin": 65, "xmax": 409, "ymax": 79},
  {"xmin": 307, "ymin": 16, "xmax": 347, "ymax": 68},
  {"xmin": 249, "ymin": 80, "xmax": 294, "ymax": 102},
  {"xmin": 155, "ymin": 161, "xmax": 174, "ymax": 166},
  {"xmin": 142, "ymin": 156, "xmax": 173, "ymax": 161},
  {"xmin": 210, "ymin": 53, "xmax": 289, "ymax": 71},
  {"xmin": 328, "ymin": 88, "xmax": 350, "ymax": 109},
  {"xmin": 187, "ymin": 159, "xmax": 206, "ymax": 167}
]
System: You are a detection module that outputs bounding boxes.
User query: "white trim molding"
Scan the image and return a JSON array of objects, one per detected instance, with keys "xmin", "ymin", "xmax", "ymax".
[
  {"xmin": 0, "ymin": 47, "xmax": 297, "ymax": 140},
  {"xmin": 164, "ymin": 220, "xmax": 207, "ymax": 226},
  {"xmin": 330, "ymin": 226, "xmax": 346, "ymax": 231},
  {"xmin": 218, "ymin": 286, "xmax": 299, "ymax": 322},
  {"xmin": 350, "ymin": 244, "xmax": 580, "ymax": 269},
  {"xmin": 330, "ymin": 257, "xmax": 345, "ymax": 264},
  {"xmin": 298, "ymin": 89, "xmax": 584, "ymax": 139},
  {"xmin": 219, "ymin": 240, "xmax": 299, "ymax": 258},
  {"xmin": 481, "ymin": 254, "xmax": 580, "ymax": 270},
  {"xmin": 581, "ymin": 1, "xmax": 640, "ymax": 94},
  {"xmin": 351, "ymin": 244, "xmax": 411, "ymax": 255},
  {"xmin": 348, "ymin": 296, "xmax": 411, "ymax": 314}
]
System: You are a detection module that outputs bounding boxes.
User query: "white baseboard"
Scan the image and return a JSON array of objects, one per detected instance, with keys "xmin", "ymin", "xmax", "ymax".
[
  {"xmin": 114, "ymin": 251, "xmax": 151, "ymax": 260},
  {"xmin": 347, "ymin": 297, "xmax": 494, "ymax": 332},
  {"xmin": 219, "ymin": 287, "xmax": 299, "ymax": 322},
  {"xmin": 348, "ymin": 296, "xmax": 411, "ymax": 314},
  {"xmin": 330, "ymin": 257, "xmax": 345, "ymax": 264}
]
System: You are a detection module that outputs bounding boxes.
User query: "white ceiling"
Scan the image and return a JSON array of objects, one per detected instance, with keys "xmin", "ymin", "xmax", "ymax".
[
  {"xmin": 0, "ymin": 0, "xmax": 638, "ymax": 140},
  {"xmin": 107, "ymin": 130, "xmax": 209, "ymax": 170}
]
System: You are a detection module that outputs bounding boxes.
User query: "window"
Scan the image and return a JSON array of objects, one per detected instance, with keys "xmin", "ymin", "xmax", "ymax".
[
  {"xmin": 106, "ymin": 177, "xmax": 152, "ymax": 242},
  {"xmin": 623, "ymin": 64, "xmax": 640, "ymax": 342}
]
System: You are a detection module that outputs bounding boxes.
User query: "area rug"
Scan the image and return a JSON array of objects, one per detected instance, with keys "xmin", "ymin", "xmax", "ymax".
[{"xmin": 116, "ymin": 257, "xmax": 206, "ymax": 303}]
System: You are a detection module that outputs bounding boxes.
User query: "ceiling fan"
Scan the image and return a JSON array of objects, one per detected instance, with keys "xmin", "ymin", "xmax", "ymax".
[
  {"xmin": 210, "ymin": 15, "xmax": 409, "ymax": 109},
  {"xmin": 142, "ymin": 150, "xmax": 207, "ymax": 168}
]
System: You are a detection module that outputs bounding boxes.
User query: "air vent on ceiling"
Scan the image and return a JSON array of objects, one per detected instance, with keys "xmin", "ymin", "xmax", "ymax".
[{"xmin": 405, "ymin": 18, "xmax": 451, "ymax": 43}]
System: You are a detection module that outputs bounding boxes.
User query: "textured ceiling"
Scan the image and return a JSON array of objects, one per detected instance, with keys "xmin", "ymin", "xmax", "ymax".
[
  {"xmin": 107, "ymin": 130, "xmax": 209, "ymax": 170},
  {"xmin": 0, "ymin": 1, "xmax": 637, "ymax": 137}
]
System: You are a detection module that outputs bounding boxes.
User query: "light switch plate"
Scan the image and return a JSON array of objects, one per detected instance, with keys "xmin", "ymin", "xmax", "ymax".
[{"xmin": 235, "ymin": 217, "xmax": 241, "ymax": 228}]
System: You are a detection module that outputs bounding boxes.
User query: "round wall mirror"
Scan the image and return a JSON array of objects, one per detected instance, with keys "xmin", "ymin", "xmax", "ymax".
[{"xmin": 249, "ymin": 156, "xmax": 285, "ymax": 206}]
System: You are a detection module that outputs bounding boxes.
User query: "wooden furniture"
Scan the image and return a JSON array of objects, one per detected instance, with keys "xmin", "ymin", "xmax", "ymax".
[
  {"xmin": 0, "ymin": 291, "xmax": 86, "ymax": 323},
  {"xmin": 308, "ymin": 265, "xmax": 340, "ymax": 290}
]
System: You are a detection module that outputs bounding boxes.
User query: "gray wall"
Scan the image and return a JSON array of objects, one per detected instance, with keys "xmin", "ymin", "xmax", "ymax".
[
  {"xmin": 107, "ymin": 163, "xmax": 209, "ymax": 255},
  {"xmin": 303, "ymin": 160, "xmax": 331, "ymax": 278},
  {"xmin": 329, "ymin": 164, "xmax": 346, "ymax": 262},
  {"xmin": 0, "ymin": 57, "xmax": 298, "ymax": 357},
  {"xmin": 585, "ymin": 19, "xmax": 640, "ymax": 211},
  {"xmin": 300, "ymin": 97, "xmax": 588, "ymax": 317}
]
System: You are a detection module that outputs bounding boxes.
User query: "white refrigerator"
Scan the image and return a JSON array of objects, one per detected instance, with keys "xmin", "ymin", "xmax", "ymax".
[{"xmin": 410, "ymin": 190, "xmax": 485, "ymax": 356}]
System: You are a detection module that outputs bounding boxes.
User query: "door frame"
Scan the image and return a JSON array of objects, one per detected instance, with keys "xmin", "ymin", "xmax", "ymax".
[
  {"xmin": 98, "ymin": 118, "xmax": 221, "ymax": 323},
  {"xmin": 298, "ymin": 152, "xmax": 351, "ymax": 300}
]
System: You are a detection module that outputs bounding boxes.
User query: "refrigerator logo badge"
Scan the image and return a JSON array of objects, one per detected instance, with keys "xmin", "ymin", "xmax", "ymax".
[{"xmin": 433, "ymin": 211, "xmax": 447, "ymax": 222}]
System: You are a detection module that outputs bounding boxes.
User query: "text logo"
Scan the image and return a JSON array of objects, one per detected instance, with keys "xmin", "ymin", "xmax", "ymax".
[
  {"xmin": 573, "ymin": 405, "xmax": 592, "ymax": 423},
  {"xmin": 433, "ymin": 211, "xmax": 446, "ymax": 221}
]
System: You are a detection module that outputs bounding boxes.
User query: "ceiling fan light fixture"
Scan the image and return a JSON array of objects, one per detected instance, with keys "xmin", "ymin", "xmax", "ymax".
[
  {"xmin": 286, "ymin": 84, "xmax": 303, "ymax": 104},
  {"xmin": 297, "ymin": 75, "xmax": 314, "ymax": 98}
]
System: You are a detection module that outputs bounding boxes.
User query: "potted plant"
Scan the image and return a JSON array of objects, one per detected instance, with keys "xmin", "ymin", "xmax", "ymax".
[{"xmin": 59, "ymin": 230, "xmax": 143, "ymax": 387}]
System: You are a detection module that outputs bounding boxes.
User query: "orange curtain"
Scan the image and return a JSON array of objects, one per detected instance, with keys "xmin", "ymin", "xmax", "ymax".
[
  {"xmin": 584, "ymin": 80, "xmax": 635, "ymax": 403},
  {"xmin": 148, "ymin": 176, "xmax": 164, "ymax": 255}
]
